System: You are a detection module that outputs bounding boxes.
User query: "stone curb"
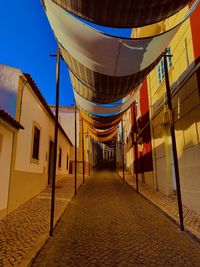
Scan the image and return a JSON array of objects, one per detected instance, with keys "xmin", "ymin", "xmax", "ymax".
[
  {"xmin": 19, "ymin": 233, "xmax": 48, "ymax": 267},
  {"xmin": 18, "ymin": 177, "xmax": 86, "ymax": 267}
]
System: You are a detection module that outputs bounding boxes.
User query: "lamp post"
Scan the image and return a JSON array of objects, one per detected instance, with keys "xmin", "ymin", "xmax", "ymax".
[
  {"xmin": 82, "ymin": 119, "xmax": 85, "ymax": 182},
  {"xmin": 133, "ymin": 102, "xmax": 139, "ymax": 193},
  {"xmin": 163, "ymin": 49, "xmax": 184, "ymax": 231},
  {"xmin": 121, "ymin": 120, "xmax": 125, "ymax": 181},
  {"xmin": 114, "ymin": 137, "xmax": 117, "ymax": 172},
  {"xmin": 49, "ymin": 47, "xmax": 60, "ymax": 237},
  {"xmin": 87, "ymin": 131, "xmax": 91, "ymax": 176},
  {"xmin": 74, "ymin": 100, "xmax": 77, "ymax": 196}
]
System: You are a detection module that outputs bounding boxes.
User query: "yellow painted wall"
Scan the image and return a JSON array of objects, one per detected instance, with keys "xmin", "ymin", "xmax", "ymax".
[
  {"xmin": 145, "ymin": 7, "xmax": 200, "ymax": 213},
  {"xmin": 132, "ymin": 7, "xmax": 189, "ymax": 39},
  {"xmin": 123, "ymin": 110, "xmax": 133, "ymax": 172}
]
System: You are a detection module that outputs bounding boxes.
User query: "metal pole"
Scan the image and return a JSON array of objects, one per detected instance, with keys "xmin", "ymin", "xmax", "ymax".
[
  {"xmin": 121, "ymin": 121, "xmax": 125, "ymax": 181},
  {"xmin": 163, "ymin": 50, "xmax": 184, "ymax": 231},
  {"xmin": 133, "ymin": 103, "xmax": 139, "ymax": 193},
  {"xmin": 50, "ymin": 48, "xmax": 60, "ymax": 237},
  {"xmin": 74, "ymin": 100, "xmax": 77, "ymax": 195},
  {"xmin": 114, "ymin": 138, "xmax": 117, "ymax": 172},
  {"xmin": 82, "ymin": 119, "xmax": 85, "ymax": 182},
  {"xmin": 92, "ymin": 140, "xmax": 94, "ymax": 168},
  {"xmin": 88, "ymin": 132, "xmax": 90, "ymax": 176}
]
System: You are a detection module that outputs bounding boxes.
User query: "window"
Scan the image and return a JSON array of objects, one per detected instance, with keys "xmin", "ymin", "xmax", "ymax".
[
  {"xmin": 66, "ymin": 154, "xmax": 69, "ymax": 170},
  {"xmin": 32, "ymin": 126, "xmax": 40, "ymax": 160},
  {"xmin": 157, "ymin": 47, "xmax": 172, "ymax": 84},
  {"xmin": 58, "ymin": 148, "xmax": 62, "ymax": 168},
  {"xmin": 158, "ymin": 59, "xmax": 165, "ymax": 84},
  {"xmin": 168, "ymin": 47, "xmax": 173, "ymax": 68},
  {"xmin": 0, "ymin": 134, "xmax": 3, "ymax": 154}
]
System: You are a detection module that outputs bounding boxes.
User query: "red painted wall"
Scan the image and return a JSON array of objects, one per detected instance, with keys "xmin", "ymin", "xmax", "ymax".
[
  {"xmin": 138, "ymin": 80, "xmax": 153, "ymax": 173},
  {"xmin": 190, "ymin": 2, "xmax": 200, "ymax": 61},
  {"xmin": 140, "ymin": 79, "xmax": 149, "ymax": 116},
  {"xmin": 130, "ymin": 80, "xmax": 153, "ymax": 173}
]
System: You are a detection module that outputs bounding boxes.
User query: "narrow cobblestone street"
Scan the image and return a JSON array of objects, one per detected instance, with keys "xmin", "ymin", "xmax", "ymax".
[
  {"xmin": 0, "ymin": 175, "xmax": 83, "ymax": 267},
  {"xmin": 32, "ymin": 171, "xmax": 200, "ymax": 267}
]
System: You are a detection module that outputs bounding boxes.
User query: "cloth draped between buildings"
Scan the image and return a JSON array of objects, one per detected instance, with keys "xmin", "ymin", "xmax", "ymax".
[
  {"xmin": 42, "ymin": 0, "xmax": 200, "ymax": 226},
  {"xmin": 1, "ymin": 0, "xmax": 200, "ymax": 241},
  {"xmin": 42, "ymin": 0, "xmax": 200, "ymax": 223}
]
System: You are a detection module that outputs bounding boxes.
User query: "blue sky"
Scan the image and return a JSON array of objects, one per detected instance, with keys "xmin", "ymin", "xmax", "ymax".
[{"xmin": 0, "ymin": 1, "xmax": 131, "ymax": 106}]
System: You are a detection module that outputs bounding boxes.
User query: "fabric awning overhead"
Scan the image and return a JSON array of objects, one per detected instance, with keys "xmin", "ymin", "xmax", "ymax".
[
  {"xmin": 51, "ymin": 0, "xmax": 191, "ymax": 28},
  {"xmin": 88, "ymin": 126, "xmax": 118, "ymax": 143},
  {"xmin": 42, "ymin": 0, "xmax": 199, "ymax": 143},
  {"xmin": 80, "ymin": 112, "xmax": 122, "ymax": 130},
  {"xmin": 87, "ymin": 124, "xmax": 118, "ymax": 137},
  {"xmin": 60, "ymin": 45, "xmax": 160, "ymax": 103},
  {"xmin": 43, "ymin": 0, "xmax": 197, "ymax": 104},
  {"xmin": 74, "ymin": 85, "xmax": 142, "ymax": 115},
  {"xmin": 80, "ymin": 108, "xmax": 123, "ymax": 122},
  {"xmin": 44, "ymin": 0, "xmax": 184, "ymax": 77}
]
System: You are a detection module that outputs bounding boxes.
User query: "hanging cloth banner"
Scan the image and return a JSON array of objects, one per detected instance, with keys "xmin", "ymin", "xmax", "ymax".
[
  {"xmin": 43, "ymin": 0, "xmax": 199, "ymax": 104},
  {"xmin": 80, "ymin": 112, "xmax": 123, "ymax": 129},
  {"xmin": 43, "ymin": 0, "xmax": 199, "ymax": 77},
  {"xmin": 74, "ymin": 84, "xmax": 141, "ymax": 115},
  {"xmin": 78, "ymin": 104, "xmax": 125, "ymax": 121},
  {"xmin": 86, "ymin": 112, "xmax": 123, "ymax": 123},
  {"xmin": 51, "ymin": 0, "xmax": 191, "ymax": 28},
  {"xmin": 87, "ymin": 124, "xmax": 119, "ymax": 137},
  {"xmin": 60, "ymin": 45, "xmax": 159, "ymax": 103},
  {"xmin": 43, "ymin": 0, "xmax": 189, "ymax": 77},
  {"xmin": 87, "ymin": 127, "xmax": 118, "ymax": 143}
]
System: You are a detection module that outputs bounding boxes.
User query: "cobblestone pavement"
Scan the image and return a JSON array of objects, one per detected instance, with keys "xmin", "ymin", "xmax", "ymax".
[
  {"xmin": 32, "ymin": 171, "xmax": 200, "ymax": 267},
  {"xmin": 117, "ymin": 170, "xmax": 200, "ymax": 239},
  {"xmin": 0, "ymin": 175, "xmax": 83, "ymax": 267}
]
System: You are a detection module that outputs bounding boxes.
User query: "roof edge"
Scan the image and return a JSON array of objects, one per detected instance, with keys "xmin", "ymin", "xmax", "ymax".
[
  {"xmin": 23, "ymin": 73, "xmax": 73, "ymax": 146},
  {"xmin": 0, "ymin": 109, "xmax": 24, "ymax": 130}
]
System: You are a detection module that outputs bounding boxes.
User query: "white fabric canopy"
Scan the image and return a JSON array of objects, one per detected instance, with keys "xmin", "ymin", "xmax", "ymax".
[
  {"xmin": 44, "ymin": 0, "xmax": 199, "ymax": 77},
  {"xmin": 74, "ymin": 87, "xmax": 141, "ymax": 115}
]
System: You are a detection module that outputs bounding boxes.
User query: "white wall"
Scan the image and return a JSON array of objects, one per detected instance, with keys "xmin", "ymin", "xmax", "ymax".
[
  {"xmin": 15, "ymin": 85, "xmax": 50, "ymax": 174},
  {"xmin": 15, "ymin": 83, "xmax": 72, "ymax": 177},
  {"xmin": 52, "ymin": 107, "xmax": 79, "ymax": 147},
  {"xmin": 0, "ymin": 124, "xmax": 13, "ymax": 211},
  {"xmin": 57, "ymin": 128, "xmax": 71, "ymax": 175}
]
